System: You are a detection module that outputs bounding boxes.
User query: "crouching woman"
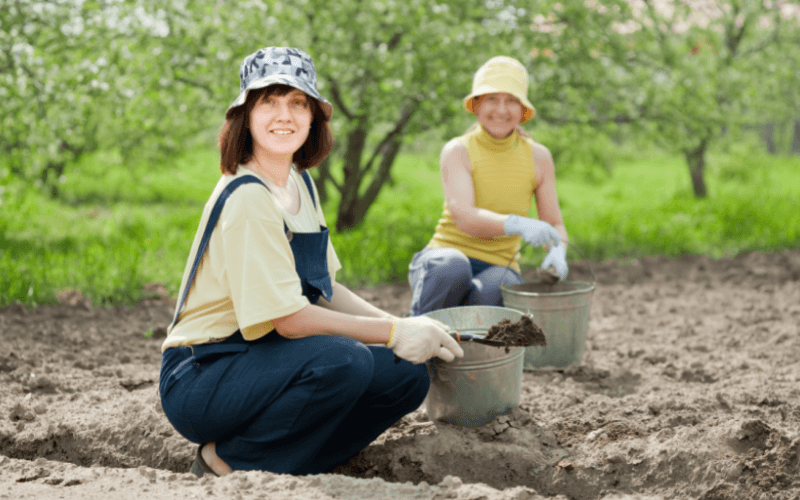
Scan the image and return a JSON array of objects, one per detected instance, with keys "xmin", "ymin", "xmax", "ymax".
[{"xmin": 158, "ymin": 46, "xmax": 462, "ymax": 477}]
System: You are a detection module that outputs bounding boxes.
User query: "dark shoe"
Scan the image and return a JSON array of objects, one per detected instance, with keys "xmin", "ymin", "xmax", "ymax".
[{"xmin": 190, "ymin": 445, "xmax": 218, "ymax": 478}]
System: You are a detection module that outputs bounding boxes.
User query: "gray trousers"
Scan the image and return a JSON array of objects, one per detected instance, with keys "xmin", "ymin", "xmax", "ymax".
[{"xmin": 408, "ymin": 247, "xmax": 523, "ymax": 316}]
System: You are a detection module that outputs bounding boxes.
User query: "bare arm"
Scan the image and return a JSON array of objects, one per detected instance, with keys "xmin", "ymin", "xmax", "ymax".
[
  {"xmin": 244, "ymin": 282, "xmax": 462, "ymax": 364},
  {"xmin": 440, "ymin": 138, "xmax": 509, "ymax": 238},
  {"xmin": 316, "ymin": 282, "xmax": 396, "ymax": 319},
  {"xmin": 269, "ymin": 303, "xmax": 394, "ymax": 344},
  {"xmin": 254, "ymin": 281, "xmax": 396, "ymax": 343},
  {"xmin": 531, "ymin": 142, "xmax": 568, "ymax": 248}
]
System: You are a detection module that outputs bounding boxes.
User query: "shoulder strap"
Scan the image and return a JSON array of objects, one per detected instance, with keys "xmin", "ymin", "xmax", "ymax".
[
  {"xmin": 300, "ymin": 170, "xmax": 317, "ymax": 209},
  {"xmin": 170, "ymin": 175, "xmax": 267, "ymax": 329}
]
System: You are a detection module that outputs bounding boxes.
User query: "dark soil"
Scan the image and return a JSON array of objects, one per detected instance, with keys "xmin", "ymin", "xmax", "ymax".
[{"xmin": 485, "ymin": 315, "xmax": 547, "ymax": 347}]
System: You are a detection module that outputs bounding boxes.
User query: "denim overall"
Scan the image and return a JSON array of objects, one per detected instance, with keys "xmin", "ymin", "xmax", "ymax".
[{"xmin": 158, "ymin": 172, "xmax": 429, "ymax": 475}]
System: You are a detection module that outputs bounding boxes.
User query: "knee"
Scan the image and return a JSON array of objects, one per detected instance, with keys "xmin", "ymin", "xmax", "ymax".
[
  {"xmin": 301, "ymin": 337, "xmax": 375, "ymax": 394},
  {"xmin": 432, "ymin": 250, "xmax": 472, "ymax": 283},
  {"xmin": 396, "ymin": 362, "xmax": 431, "ymax": 409},
  {"xmin": 470, "ymin": 267, "xmax": 520, "ymax": 306},
  {"xmin": 419, "ymin": 249, "xmax": 472, "ymax": 287}
]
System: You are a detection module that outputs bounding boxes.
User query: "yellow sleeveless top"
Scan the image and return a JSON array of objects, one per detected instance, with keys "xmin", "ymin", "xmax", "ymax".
[{"xmin": 427, "ymin": 125, "xmax": 537, "ymax": 271}]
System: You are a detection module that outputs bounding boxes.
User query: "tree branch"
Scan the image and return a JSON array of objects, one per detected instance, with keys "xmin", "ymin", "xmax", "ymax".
[
  {"xmin": 737, "ymin": 28, "xmax": 780, "ymax": 59},
  {"xmin": 641, "ymin": 0, "xmax": 673, "ymax": 65},
  {"xmin": 174, "ymin": 76, "xmax": 215, "ymax": 97},
  {"xmin": 724, "ymin": 7, "xmax": 748, "ymax": 59},
  {"xmin": 327, "ymin": 78, "xmax": 355, "ymax": 121},
  {"xmin": 363, "ymin": 99, "xmax": 419, "ymax": 173},
  {"xmin": 537, "ymin": 111, "xmax": 640, "ymax": 128},
  {"xmin": 386, "ymin": 30, "xmax": 403, "ymax": 50}
]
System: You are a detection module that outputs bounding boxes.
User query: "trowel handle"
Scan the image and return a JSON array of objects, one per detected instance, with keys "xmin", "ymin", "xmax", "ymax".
[
  {"xmin": 449, "ymin": 332, "xmax": 505, "ymax": 347},
  {"xmin": 450, "ymin": 331, "xmax": 476, "ymax": 342}
]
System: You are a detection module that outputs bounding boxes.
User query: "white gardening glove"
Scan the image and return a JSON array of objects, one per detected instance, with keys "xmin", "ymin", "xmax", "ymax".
[
  {"xmin": 541, "ymin": 243, "xmax": 568, "ymax": 280},
  {"xmin": 387, "ymin": 317, "xmax": 464, "ymax": 364},
  {"xmin": 504, "ymin": 214, "xmax": 561, "ymax": 248}
]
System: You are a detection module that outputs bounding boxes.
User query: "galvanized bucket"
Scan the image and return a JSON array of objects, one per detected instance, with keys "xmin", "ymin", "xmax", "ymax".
[
  {"xmin": 422, "ymin": 306, "xmax": 525, "ymax": 428},
  {"xmin": 500, "ymin": 281, "xmax": 595, "ymax": 370}
]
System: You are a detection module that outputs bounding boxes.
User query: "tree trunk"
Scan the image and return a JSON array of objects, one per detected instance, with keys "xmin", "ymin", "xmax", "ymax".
[
  {"xmin": 335, "ymin": 138, "xmax": 403, "ymax": 231},
  {"xmin": 334, "ymin": 103, "xmax": 418, "ymax": 231},
  {"xmin": 793, "ymin": 119, "xmax": 800, "ymax": 155},
  {"xmin": 336, "ymin": 125, "xmax": 369, "ymax": 231},
  {"xmin": 684, "ymin": 138, "xmax": 708, "ymax": 198},
  {"xmin": 763, "ymin": 122, "xmax": 776, "ymax": 154},
  {"xmin": 41, "ymin": 162, "xmax": 65, "ymax": 198}
]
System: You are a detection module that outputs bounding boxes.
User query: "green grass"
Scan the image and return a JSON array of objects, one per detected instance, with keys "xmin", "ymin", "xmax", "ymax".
[
  {"xmin": 557, "ymin": 151, "xmax": 800, "ymax": 261},
  {"xmin": 0, "ymin": 149, "xmax": 218, "ymax": 306},
  {"xmin": 1, "ymin": 143, "xmax": 798, "ymax": 307}
]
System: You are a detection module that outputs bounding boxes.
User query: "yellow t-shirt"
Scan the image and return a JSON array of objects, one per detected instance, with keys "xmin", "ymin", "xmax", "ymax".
[
  {"xmin": 427, "ymin": 125, "xmax": 537, "ymax": 271},
  {"xmin": 161, "ymin": 166, "xmax": 341, "ymax": 351}
]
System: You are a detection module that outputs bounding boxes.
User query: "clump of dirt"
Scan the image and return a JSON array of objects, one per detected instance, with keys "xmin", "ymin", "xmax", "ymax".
[
  {"xmin": 530, "ymin": 268, "xmax": 560, "ymax": 285},
  {"xmin": 485, "ymin": 315, "xmax": 546, "ymax": 348},
  {"xmin": 336, "ymin": 405, "xmax": 568, "ymax": 490}
]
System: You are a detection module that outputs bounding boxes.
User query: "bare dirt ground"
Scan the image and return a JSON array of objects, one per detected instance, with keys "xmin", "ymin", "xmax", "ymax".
[{"xmin": 1, "ymin": 250, "xmax": 799, "ymax": 500}]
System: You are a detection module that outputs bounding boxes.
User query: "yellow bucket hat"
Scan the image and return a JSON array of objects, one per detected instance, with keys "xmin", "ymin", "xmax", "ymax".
[{"xmin": 463, "ymin": 56, "xmax": 535, "ymax": 123}]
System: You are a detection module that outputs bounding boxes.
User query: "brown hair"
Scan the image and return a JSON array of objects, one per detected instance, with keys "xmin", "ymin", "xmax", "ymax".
[{"xmin": 218, "ymin": 85, "xmax": 333, "ymax": 174}]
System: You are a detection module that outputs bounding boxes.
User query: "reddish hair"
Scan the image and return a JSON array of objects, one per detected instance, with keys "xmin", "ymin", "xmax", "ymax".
[{"xmin": 218, "ymin": 84, "xmax": 333, "ymax": 174}]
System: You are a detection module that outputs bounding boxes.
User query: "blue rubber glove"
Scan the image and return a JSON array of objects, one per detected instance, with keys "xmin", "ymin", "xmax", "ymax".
[
  {"xmin": 541, "ymin": 244, "xmax": 568, "ymax": 280},
  {"xmin": 503, "ymin": 214, "xmax": 561, "ymax": 248}
]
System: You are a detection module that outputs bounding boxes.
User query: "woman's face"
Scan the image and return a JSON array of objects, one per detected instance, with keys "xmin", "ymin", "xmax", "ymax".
[
  {"xmin": 473, "ymin": 92, "xmax": 524, "ymax": 139},
  {"xmin": 248, "ymin": 88, "xmax": 313, "ymax": 160}
]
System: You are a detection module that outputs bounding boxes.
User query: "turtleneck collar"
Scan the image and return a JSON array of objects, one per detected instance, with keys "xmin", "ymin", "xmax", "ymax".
[{"xmin": 474, "ymin": 124, "xmax": 518, "ymax": 152}]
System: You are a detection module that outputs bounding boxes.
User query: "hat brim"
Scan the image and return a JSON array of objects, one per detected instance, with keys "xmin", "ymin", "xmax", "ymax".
[
  {"xmin": 463, "ymin": 87, "xmax": 535, "ymax": 123},
  {"xmin": 226, "ymin": 74, "xmax": 333, "ymax": 120}
]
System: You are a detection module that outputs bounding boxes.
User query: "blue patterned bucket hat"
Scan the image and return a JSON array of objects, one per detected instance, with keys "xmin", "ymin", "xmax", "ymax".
[{"xmin": 226, "ymin": 47, "xmax": 333, "ymax": 120}]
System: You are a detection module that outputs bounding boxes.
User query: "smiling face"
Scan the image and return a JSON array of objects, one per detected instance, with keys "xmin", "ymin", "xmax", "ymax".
[
  {"xmin": 473, "ymin": 92, "xmax": 525, "ymax": 139},
  {"xmin": 248, "ymin": 87, "xmax": 313, "ymax": 161}
]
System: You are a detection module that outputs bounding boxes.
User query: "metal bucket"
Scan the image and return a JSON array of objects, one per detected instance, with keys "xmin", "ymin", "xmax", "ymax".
[
  {"xmin": 501, "ymin": 281, "xmax": 595, "ymax": 370},
  {"xmin": 422, "ymin": 306, "xmax": 525, "ymax": 428}
]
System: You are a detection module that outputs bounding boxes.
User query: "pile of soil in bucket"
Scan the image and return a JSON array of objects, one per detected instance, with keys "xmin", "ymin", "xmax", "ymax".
[{"xmin": 485, "ymin": 315, "xmax": 547, "ymax": 348}]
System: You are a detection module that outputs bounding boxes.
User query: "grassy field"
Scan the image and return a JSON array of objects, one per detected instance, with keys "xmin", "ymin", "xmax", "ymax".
[{"xmin": 1, "ymin": 142, "xmax": 798, "ymax": 307}]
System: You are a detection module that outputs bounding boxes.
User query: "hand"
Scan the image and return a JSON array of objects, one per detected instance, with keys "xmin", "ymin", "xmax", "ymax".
[
  {"xmin": 504, "ymin": 214, "xmax": 561, "ymax": 248},
  {"xmin": 388, "ymin": 317, "xmax": 465, "ymax": 364},
  {"xmin": 541, "ymin": 244, "xmax": 568, "ymax": 280}
]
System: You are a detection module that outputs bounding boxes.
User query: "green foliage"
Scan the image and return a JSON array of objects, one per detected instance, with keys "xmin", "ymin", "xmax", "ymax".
[
  {"xmin": 529, "ymin": 122, "xmax": 615, "ymax": 182},
  {"xmin": 277, "ymin": 0, "xmax": 523, "ymax": 230},
  {"xmin": 329, "ymin": 152, "xmax": 443, "ymax": 285},
  {"xmin": 522, "ymin": 0, "xmax": 800, "ymax": 197},
  {"xmin": 2, "ymin": 0, "xmax": 799, "ymax": 305},
  {"xmin": 0, "ymin": 0, "xmax": 226, "ymax": 196},
  {"xmin": 1, "ymin": 0, "xmax": 524, "ymax": 230},
  {"xmin": 1, "ymin": 145, "xmax": 798, "ymax": 306},
  {"xmin": 558, "ymin": 150, "xmax": 800, "ymax": 261},
  {"xmin": 5, "ymin": 0, "xmax": 798, "ymax": 226},
  {"xmin": 0, "ymin": 149, "xmax": 218, "ymax": 306}
]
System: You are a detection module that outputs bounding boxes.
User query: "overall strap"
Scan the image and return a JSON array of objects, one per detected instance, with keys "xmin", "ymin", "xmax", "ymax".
[
  {"xmin": 170, "ymin": 175, "xmax": 267, "ymax": 329},
  {"xmin": 300, "ymin": 170, "xmax": 317, "ymax": 209}
]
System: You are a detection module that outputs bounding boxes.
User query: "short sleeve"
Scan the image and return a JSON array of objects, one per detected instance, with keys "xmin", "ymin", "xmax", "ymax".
[{"xmin": 216, "ymin": 184, "xmax": 309, "ymax": 331}]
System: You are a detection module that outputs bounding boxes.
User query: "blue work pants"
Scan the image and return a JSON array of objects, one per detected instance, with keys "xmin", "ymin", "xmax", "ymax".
[
  {"xmin": 159, "ymin": 331, "xmax": 429, "ymax": 475},
  {"xmin": 408, "ymin": 247, "xmax": 523, "ymax": 316}
]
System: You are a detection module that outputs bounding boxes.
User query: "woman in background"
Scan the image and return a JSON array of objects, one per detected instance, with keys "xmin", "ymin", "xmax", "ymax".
[{"xmin": 409, "ymin": 55, "xmax": 568, "ymax": 316}]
